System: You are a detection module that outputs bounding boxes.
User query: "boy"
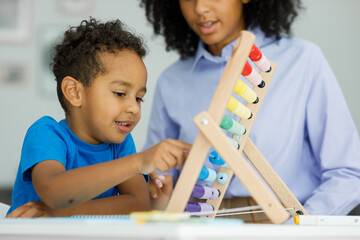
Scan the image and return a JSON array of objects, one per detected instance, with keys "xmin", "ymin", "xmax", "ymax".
[{"xmin": 6, "ymin": 18, "xmax": 191, "ymax": 217}]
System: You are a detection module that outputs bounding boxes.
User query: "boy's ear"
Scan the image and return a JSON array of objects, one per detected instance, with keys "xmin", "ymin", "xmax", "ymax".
[
  {"xmin": 61, "ymin": 76, "xmax": 84, "ymax": 107},
  {"xmin": 242, "ymin": 0, "xmax": 250, "ymax": 3}
]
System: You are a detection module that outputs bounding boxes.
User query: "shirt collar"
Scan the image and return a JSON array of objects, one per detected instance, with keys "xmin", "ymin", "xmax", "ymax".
[
  {"xmin": 60, "ymin": 119, "xmax": 110, "ymax": 152},
  {"xmin": 190, "ymin": 39, "xmax": 236, "ymax": 72},
  {"xmin": 251, "ymin": 27, "xmax": 277, "ymax": 48},
  {"xmin": 189, "ymin": 27, "xmax": 276, "ymax": 73}
]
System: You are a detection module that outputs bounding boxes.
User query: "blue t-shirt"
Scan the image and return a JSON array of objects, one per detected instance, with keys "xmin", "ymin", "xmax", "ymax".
[{"xmin": 8, "ymin": 116, "xmax": 147, "ymax": 214}]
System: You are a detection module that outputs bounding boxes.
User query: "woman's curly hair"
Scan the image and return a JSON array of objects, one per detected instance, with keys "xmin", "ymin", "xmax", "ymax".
[
  {"xmin": 51, "ymin": 17, "xmax": 147, "ymax": 112},
  {"xmin": 140, "ymin": 0, "xmax": 303, "ymax": 59}
]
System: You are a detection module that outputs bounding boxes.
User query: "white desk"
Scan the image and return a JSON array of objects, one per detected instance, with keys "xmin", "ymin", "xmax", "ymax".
[{"xmin": 1, "ymin": 218, "xmax": 360, "ymax": 240}]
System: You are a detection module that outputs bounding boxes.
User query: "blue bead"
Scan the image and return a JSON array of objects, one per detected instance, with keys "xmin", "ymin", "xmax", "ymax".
[
  {"xmin": 209, "ymin": 151, "xmax": 225, "ymax": 166},
  {"xmin": 216, "ymin": 172, "xmax": 228, "ymax": 184},
  {"xmin": 198, "ymin": 167, "xmax": 209, "ymax": 180}
]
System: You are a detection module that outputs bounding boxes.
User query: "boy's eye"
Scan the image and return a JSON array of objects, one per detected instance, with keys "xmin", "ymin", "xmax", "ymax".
[
  {"xmin": 136, "ymin": 97, "xmax": 144, "ymax": 103},
  {"xmin": 114, "ymin": 92, "xmax": 125, "ymax": 97},
  {"xmin": 114, "ymin": 92, "xmax": 144, "ymax": 103}
]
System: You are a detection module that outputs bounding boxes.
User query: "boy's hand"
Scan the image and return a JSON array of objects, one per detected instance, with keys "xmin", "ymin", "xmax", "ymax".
[
  {"xmin": 137, "ymin": 139, "xmax": 191, "ymax": 174},
  {"xmin": 6, "ymin": 201, "xmax": 58, "ymax": 218},
  {"xmin": 148, "ymin": 172, "xmax": 173, "ymax": 210}
]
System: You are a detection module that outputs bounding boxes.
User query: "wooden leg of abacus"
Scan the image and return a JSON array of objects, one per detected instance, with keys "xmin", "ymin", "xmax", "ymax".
[{"xmin": 194, "ymin": 111, "xmax": 290, "ymax": 224}]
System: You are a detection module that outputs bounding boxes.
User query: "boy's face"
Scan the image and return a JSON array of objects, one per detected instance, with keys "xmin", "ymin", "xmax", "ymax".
[{"xmin": 76, "ymin": 50, "xmax": 147, "ymax": 145}]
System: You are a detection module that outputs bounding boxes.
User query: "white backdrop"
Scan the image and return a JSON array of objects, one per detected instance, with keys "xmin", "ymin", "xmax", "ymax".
[{"xmin": 0, "ymin": 0, "xmax": 359, "ymax": 188}]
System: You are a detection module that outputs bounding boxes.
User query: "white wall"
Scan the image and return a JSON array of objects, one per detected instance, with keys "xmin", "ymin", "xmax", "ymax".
[
  {"xmin": 0, "ymin": 0, "xmax": 359, "ymax": 188},
  {"xmin": 293, "ymin": 0, "xmax": 360, "ymax": 133}
]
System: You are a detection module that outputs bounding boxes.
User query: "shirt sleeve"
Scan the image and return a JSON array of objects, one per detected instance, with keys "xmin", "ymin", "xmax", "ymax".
[
  {"xmin": 303, "ymin": 46, "xmax": 360, "ymax": 215},
  {"xmin": 20, "ymin": 118, "xmax": 68, "ymax": 182}
]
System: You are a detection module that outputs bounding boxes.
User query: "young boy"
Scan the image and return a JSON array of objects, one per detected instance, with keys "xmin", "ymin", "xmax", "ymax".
[{"xmin": 6, "ymin": 18, "xmax": 191, "ymax": 217}]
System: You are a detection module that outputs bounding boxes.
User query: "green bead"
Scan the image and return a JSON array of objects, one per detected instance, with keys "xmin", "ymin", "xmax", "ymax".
[{"xmin": 220, "ymin": 115, "xmax": 233, "ymax": 130}]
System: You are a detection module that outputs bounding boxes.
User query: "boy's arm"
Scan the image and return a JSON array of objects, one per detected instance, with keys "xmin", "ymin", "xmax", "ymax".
[
  {"xmin": 7, "ymin": 174, "xmax": 149, "ymax": 217},
  {"xmin": 31, "ymin": 139, "xmax": 190, "ymax": 210},
  {"xmin": 61, "ymin": 173, "xmax": 150, "ymax": 216},
  {"xmin": 31, "ymin": 155, "xmax": 142, "ymax": 209}
]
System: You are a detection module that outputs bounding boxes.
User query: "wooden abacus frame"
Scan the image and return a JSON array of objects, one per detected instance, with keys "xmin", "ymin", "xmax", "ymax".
[{"xmin": 165, "ymin": 31, "xmax": 307, "ymax": 224}]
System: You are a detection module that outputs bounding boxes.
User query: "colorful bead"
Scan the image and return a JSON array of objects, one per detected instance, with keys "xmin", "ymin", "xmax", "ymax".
[
  {"xmin": 249, "ymin": 44, "xmax": 263, "ymax": 62},
  {"xmin": 241, "ymin": 61, "xmax": 263, "ymax": 87},
  {"xmin": 185, "ymin": 202, "xmax": 214, "ymax": 214},
  {"xmin": 220, "ymin": 115, "xmax": 246, "ymax": 136},
  {"xmin": 190, "ymin": 184, "xmax": 220, "ymax": 200},
  {"xmin": 208, "ymin": 151, "xmax": 229, "ymax": 168},
  {"xmin": 227, "ymin": 96, "xmax": 252, "ymax": 119},
  {"xmin": 249, "ymin": 44, "xmax": 271, "ymax": 73},
  {"xmin": 228, "ymin": 137, "xmax": 240, "ymax": 149},
  {"xmin": 216, "ymin": 171, "xmax": 229, "ymax": 184},
  {"xmin": 198, "ymin": 167, "xmax": 217, "ymax": 182},
  {"xmin": 209, "ymin": 187, "xmax": 221, "ymax": 200},
  {"xmin": 234, "ymin": 79, "xmax": 258, "ymax": 103}
]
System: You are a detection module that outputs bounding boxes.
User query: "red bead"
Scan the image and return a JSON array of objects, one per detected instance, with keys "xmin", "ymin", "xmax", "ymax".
[
  {"xmin": 242, "ymin": 61, "xmax": 252, "ymax": 76},
  {"xmin": 249, "ymin": 44, "xmax": 262, "ymax": 62}
]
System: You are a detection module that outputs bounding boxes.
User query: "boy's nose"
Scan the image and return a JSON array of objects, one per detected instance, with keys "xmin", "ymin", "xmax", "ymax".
[{"xmin": 125, "ymin": 99, "xmax": 141, "ymax": 114}]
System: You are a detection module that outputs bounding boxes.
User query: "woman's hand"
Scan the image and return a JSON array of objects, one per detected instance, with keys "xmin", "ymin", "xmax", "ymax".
[{"xmin": 148, "ymin": 171, "xmax": 174, "ymax": 210}]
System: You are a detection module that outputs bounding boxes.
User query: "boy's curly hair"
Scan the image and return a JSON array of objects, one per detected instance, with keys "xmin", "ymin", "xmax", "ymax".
[
  {"xmin": 51, "ymin": 17, "xmax": 147, "ymax": 112},
  {"xmin": 140, "ymin": 0, "xmax": 303, "ymax": 59}
]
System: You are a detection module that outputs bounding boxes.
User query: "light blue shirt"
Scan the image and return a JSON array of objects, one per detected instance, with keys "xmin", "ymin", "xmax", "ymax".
[{"xmin": 143, "ymin": 29, "xmax": 360, "ymax": 215}]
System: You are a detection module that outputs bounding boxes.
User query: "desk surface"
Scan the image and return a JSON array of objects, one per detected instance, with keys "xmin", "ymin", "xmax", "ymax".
[{"xmin": 1, "ymin": 218, "xmax": 360, "ymax": 240}]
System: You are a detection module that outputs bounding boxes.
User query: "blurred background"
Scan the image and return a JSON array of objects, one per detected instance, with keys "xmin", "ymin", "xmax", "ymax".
[{"xmin": 0, "ymin": 0, "xmax": 359, "ymax": 205}]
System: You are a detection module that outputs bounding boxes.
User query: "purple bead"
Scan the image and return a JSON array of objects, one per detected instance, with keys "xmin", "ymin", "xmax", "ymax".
[
  {"xmin": 210, "ymin": 187, "xmax": 220, "ymax": 200},
  {"xmin": 191, "ymin": 184, "xmax": 205, "ymax": 199},
  {"xmin": 185, "ymin": 202, "xmax": 214, "ymax": 214},
  {"xmin": 185, "ymin": 202, "xmax": 201, "ymax": 212},
  {"xmin": 190, "ymin": 184, "xmax": 220, "ymax": 200}
]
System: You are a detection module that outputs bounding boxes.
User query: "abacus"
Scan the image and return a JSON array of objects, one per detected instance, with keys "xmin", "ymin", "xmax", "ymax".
[{"xmin": 165, "ymin": 30, "xmax": 308, "ymax": 224}]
